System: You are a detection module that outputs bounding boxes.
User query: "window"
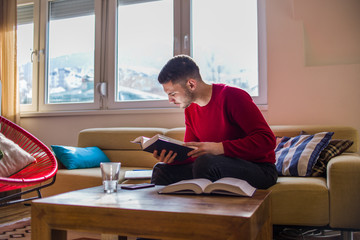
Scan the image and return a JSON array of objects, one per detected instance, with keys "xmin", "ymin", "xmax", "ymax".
[
  {"xmin": 17, "ymin": 1, "xmax": 35, "ymax": 111},
  {"xmin": 111, "ymin": 0, "xmax": 266, "ymax": 109},
  {"xmin": 17, "ymin": 0, "xmax": 101, "ymax": 112},
  {"xmin": 116, "ymin": 0, "xmax": 172, "ymax": 102},
  {"xmin": 39, "ymin": 0, "xmax": 101, "ymax": 111},
  {"xmin": 47, "ymin": 0, "xmax": 95, "ymax": 104},
  {"xmin": 192, "ymin": 0, "xmax": 260, "ymax": 97},
  {"xmin": 17, "ymin": 0, "xmax": 266, "ymax": 113}
]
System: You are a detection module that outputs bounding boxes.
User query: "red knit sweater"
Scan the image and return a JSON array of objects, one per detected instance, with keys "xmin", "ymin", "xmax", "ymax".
[{"xmin": 184, "ymin": 84, "xmax": 276, "ymax": 163}]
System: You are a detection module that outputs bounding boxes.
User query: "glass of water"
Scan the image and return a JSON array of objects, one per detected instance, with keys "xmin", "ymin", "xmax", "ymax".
[{"xmin": 100, "ymin": 162, "xmax": 121, "ymax": 193}]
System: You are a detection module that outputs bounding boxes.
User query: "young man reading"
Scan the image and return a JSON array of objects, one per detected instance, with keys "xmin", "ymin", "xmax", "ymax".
[{"xmin": 151, "ymin": 55, "xmax": 277, "ymax": 189}]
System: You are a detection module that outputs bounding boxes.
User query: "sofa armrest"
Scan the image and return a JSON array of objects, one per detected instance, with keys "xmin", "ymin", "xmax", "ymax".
[{"xmin": 327, "ymin": 153, "xmax": 360, "ymax": 230}]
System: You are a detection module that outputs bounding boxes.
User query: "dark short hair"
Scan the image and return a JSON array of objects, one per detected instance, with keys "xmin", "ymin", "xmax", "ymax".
[{"xmin": 158, "ymin": 55, "xmax": 201, "ymax": 85}]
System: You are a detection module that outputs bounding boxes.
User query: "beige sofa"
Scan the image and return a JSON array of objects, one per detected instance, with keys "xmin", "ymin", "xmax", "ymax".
[{"xmin": 40, "ymin": 125, "xmax": 360, "ymax": 231}]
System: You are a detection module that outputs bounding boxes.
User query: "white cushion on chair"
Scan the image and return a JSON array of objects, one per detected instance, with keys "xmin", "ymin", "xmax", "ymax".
[{"xmin": 0, "ymin": 133, "xmax": 36, "ymax": 177}]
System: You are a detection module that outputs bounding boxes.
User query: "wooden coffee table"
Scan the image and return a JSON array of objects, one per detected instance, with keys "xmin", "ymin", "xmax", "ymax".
[{"xmin": 31, "ymin": 185, "xmax": 271, "ymax": 240}]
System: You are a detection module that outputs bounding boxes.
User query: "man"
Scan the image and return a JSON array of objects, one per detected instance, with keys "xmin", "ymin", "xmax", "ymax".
[{"xmin": 151, "ymin": 55, "xmax": 277, "ymax": 189}]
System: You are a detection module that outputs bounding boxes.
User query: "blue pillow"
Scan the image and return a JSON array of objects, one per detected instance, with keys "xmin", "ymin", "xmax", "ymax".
[
  {"xmin": 275, "ymin": 132, "xmax": 334, "ymax": 176},
  {"xmin": 51, "ymin": 145, "xmax": 110, "ymax": 170}
]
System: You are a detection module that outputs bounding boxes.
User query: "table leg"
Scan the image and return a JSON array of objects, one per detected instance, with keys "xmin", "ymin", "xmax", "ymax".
[
  {"xmin": 31, "ymin": 204, "xmax": 53, "ymax": 240},
  {"xmin": 52, "ymin": 229, "xmax": 67, "ymax": 240},
  {"xmin": 255, "ymin": 216, "xmax": 272, "ymax": 240}
]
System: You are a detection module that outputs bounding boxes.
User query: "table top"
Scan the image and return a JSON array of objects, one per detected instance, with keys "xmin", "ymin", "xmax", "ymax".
[
  {"xmin": 33, "ymin": 185, "xmax": 270, "ymax": 219},
  {"xmin": 32, "ymin": 185, "xmax": 272, "ymax": 240}
]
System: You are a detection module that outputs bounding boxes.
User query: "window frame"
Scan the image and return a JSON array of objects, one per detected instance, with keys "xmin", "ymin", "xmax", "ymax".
[
  {"xmin": 107, "ymin": 0, "xmax": 177, "ymax": 110},
  {"xmin": 17, "ymin": 0, "xmax": 39, "ymax": 112},
  {"xmin": 38, "ymin": 0, "xmax": 102, "ymax": 112},
  {"xmin": 255, "ymin": 0, "xmax": 267, "ymax": 106}
]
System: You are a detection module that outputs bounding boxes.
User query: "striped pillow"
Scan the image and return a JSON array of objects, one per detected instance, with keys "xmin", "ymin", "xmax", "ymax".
[{"xmin": 275, "ymin": 132, "xmax": 334, "ymax": 176}]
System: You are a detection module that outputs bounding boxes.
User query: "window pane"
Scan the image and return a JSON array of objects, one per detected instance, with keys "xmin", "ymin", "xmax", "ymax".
[
  {"xmin": 192, "ymin": 0, "xmax": 259, "ymax": 96},
  {"xmin": 116, "ymin": 0, "xmax": 172, "ymax": 102},
  {"xmin": 17, "ymin": 4, "xmax": 34, "ymax": 105},
  {"xmin": 47, "ymin": 0, "xmax": 95, "ymax": 104}
]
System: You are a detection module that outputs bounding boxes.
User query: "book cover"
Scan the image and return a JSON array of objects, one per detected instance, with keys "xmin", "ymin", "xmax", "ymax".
[
  {"xmin": 131, "ymin": 134, "xmax": 193, "ymax": 162},
  {"xmin": 158, "ymin": 177, "xmax": 256, "ymax": 197}
]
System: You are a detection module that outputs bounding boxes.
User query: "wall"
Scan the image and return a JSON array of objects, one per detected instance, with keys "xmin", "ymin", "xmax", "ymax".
[
  {"xmin": 20, "ymin": 0, "xmax": 360, "ymax": 149},
  {"xmin": 265, "ymin": 0, "xmax": 360, "ymax": 131}
]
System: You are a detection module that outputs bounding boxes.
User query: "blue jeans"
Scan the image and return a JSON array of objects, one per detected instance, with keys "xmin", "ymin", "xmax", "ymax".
[{"xmin": 151, "ymin": 154, "xmax": 278, "ymax": 189}]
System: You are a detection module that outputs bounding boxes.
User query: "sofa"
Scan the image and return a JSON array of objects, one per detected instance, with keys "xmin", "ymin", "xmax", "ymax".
[{"xmin": 38, "ymin": 125, "xmax": 360, "ymax": 231}]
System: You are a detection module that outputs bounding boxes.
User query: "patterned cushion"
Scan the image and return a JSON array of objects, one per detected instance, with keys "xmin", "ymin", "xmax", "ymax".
[
  {"xmin": 275, "ymin": 132, "xmax": 334, "ymax": 176},
  {"xmin": 311, "ymin": 139, "xmax": 353, "ymax": 177}
]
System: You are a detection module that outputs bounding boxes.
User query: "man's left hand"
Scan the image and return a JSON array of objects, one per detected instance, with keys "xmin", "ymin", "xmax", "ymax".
[{"xmin": 184, "ymin": 142, "xmax": 224, "ymax": 158}]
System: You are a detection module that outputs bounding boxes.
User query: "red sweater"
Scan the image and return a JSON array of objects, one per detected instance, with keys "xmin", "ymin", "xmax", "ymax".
[{"xmin": 184, "ymin": 84, "xmax": 276, "ymax": 163}]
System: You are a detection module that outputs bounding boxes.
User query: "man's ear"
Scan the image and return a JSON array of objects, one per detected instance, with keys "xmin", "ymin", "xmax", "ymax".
[{"xmin": 187, "ymin": 78, "xmax": 197, "ymax": 91}]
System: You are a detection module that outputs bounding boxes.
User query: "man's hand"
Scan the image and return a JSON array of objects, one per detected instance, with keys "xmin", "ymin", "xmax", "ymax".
[
  {"xmin": 184, "ymin": 142, "xmax": 224, "ymax": 158},
  {"xmin": 153, "ymin": 150, "xmax": 177, "ymax": 164}
]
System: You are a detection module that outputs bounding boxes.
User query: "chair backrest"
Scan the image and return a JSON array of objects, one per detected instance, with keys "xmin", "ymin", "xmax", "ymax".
[{"xmin": 0, "ymin": 116, "xmax": 58, "ymax": 192}]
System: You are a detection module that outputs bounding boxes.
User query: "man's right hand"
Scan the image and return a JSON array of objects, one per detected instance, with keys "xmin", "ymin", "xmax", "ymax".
[{"xmin": 153, "ymin": 149, "xmax": 178, "ymax": 164}]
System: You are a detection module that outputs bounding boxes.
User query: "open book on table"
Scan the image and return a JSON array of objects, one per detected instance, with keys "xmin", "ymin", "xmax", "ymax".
[
  {"xmin": 158, "ymin": 177, "xmax": 256, "ymax": 197},
  {"xmin": 131, "ymin": 134, "xmax": 194, "ymax": 162}
]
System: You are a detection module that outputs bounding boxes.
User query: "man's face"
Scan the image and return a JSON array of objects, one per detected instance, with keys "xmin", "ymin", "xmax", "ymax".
[{"xmin": 162, "ymin": 81, "xmax": 195, "ymax": 109}]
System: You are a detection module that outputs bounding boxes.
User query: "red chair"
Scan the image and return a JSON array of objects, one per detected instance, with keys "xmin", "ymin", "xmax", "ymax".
[{"xmin": 0, "ymin": 116, "xmax": 58, "ymax": 206}]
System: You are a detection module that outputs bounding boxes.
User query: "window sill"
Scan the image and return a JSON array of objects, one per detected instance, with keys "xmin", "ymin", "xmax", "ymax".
[
  {"xmin": 20, "ymin": 107, "xmax": 184, "ymax": 118},
  {"xmin": 20, "ymin": 105, "xmax": 268, "ymax": 118}
]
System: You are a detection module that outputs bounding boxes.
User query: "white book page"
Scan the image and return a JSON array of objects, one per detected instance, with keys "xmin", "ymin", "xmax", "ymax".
[
  {"xmin": 131, "ymin": 136, "xmax": 151, "ymax": 148},
  {"xmin": 158, "ymin": 135, "xmax": 185, "ymax": 145},
  {"xmin": 159, "ymin": 178, "xmax": 212, "ymax": 194},
  {"xmin": 204, "ymin": 177, "xmax": 256, "ymax": 196}
]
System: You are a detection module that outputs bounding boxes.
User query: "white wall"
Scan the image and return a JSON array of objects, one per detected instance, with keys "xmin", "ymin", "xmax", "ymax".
[{"xmin": 19, "ymin": 0, "xmax": 360, "ymax": 149}]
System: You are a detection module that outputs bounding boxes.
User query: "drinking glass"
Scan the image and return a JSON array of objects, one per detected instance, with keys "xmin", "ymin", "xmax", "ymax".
[{"xmin": 100, "ymin": 162, "xmax": 121, "ymax": 193}]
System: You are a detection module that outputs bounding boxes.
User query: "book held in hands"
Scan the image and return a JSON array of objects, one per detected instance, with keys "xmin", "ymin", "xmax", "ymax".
[
  {"xmin": 158, "ymin": 177, "xmax": 256, "ymax": 197},
  {"xmin": 131, "ymin": 134, "xmax": 194, "ymax": 162}
]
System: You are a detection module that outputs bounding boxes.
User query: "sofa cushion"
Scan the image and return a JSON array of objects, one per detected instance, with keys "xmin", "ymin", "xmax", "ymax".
[
  {"xmin": 275, "ymin": 132, "xmax": 334, "ymax": 176},
  {"xmin": 51, "ymin": 145, "xmax": 110, "ymax": 170},
  {"xmin": 269, "ymin": 177, "xmax": 329, "ymax": 226}
]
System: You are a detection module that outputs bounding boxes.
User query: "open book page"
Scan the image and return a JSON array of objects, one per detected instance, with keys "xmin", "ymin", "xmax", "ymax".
[
  {"xmin": 158, "ymin": 177, "xmax": 256, "ymax": 197},
  {"xmin": 203, "ymin": 177, "xmax": 256, "ymax": 197},
  {"xmin": 131, "ymin": 136, "xmax": 151, "ymax": 148},
  {"xmin": 159, "ymin": 178, "xmax": 212, "ymax": 194},
  {"xmin": 131, "ymin": 134, "xmax": 185, "ymax": 149},
  {"xmin": 156, "ymin": 135, "xmax": 185, "ymax": 146}
]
